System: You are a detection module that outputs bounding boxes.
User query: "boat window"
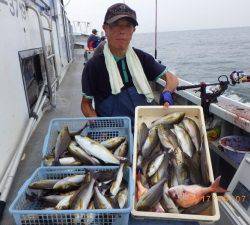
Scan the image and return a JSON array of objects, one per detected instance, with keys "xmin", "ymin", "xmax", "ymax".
[{"xmin": 19, "ymin": 48, "xmax": 45, "ymax": 115}]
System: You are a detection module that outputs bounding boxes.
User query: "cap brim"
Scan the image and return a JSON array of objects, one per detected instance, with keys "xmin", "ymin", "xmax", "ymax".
[{"xmin": 106, "ymin": 15, "xmax": 138, "ymax": 26}]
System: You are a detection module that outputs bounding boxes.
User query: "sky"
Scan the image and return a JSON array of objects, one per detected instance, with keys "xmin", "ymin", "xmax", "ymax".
[{"xmin": 65, "ymin": 0, "xmax": 250, "ymax": 34}]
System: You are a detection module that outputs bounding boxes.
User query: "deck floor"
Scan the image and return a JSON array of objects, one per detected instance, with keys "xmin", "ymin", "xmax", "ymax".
[{"xmin": 2, "ymin": 52, "xmax": 198, "ymax": 225}]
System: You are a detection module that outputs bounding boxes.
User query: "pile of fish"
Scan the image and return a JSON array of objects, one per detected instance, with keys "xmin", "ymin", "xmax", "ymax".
[
  {"xmin": 26, "ymin": 165, "xmax": 129, "ymax": 213},
  {"xmin": 43, "ymin": 125, "xmax": 128, "ymax": 166},
  {"xmin": 136, "ymin": 112, "xmax": 226, "ymax": 214}
]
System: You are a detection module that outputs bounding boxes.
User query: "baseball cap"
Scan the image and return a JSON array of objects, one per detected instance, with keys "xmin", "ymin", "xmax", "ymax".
[{"xmin": 104, "ymin": 3, "xmax": 138, "ymax": 26}]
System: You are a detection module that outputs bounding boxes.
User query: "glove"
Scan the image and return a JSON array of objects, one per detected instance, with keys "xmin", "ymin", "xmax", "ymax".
[{"xmin": 159, "ymin": 90, "xmax": 174, "ymax": 105}]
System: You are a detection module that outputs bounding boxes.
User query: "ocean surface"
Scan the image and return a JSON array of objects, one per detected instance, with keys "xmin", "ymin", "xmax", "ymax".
[{"xmin": 132, "ymin": 26, "xmax": 250, "ymax": 104}]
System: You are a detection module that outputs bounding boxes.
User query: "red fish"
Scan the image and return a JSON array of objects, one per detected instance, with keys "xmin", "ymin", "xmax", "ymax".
[{"xmin": 168, "ymin": 176, "xmax": 227, "ymax": 208}]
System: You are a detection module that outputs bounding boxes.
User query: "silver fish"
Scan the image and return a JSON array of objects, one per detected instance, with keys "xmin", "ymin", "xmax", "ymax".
[
  {"xmin": 113, "ymin": 140, "xmax": 128, "ymax": 157},
  {"xmin": 147, "ymin": 152, "xmax": 166, "ymax": 177},
  {"xmin": 55, "ymin": 194, "xmax": 75, "ymax": 210},
  {"xmin": 59, "ymin": 157, "xmax": 82, "ymax": 166},
  {"xmin": 200, "ymin": 138, "xmax": 210, "ymax": 185},
  {"xmin": 137, "ymin": 154, "xmax": 143, "ymax": 168},
  {"xmin": 53, "ymin": 175, "xmax": 85, "ymax": 191},
  {"xmin": 160, "ymin": 182, "xmax": 179, "ymax": 213},
  {"xmin": 54, "ymin": 126, "xmax": 71, "ymax": 163},
  {"xmin": 75, "ymin": 136, "xmax": 120, "ymax": 164},
  {"xmin": 182, "ymin": 117, "xmax": 201, "ymax": 152},
  {"xmin": 174, "ymin": 124, "xmax": 195, "ymax": 158},
  {"xmin": 100, "ymin": 136, "xmax": 126, "ymax": 150},
  {"xmin": 150, "ymin": 152, "xmax": 169, "ymax": 186},
  {"xmin": 142, "ymin": 126, "xmax": 158, "ymax": 158},
  {"xmin": 28, "ymin": 179, "xmax": 59, "ymax": 190},
  {"xmin": 117, "ymin": 188, "xmax": 128, "ymax": 209},
  {"xmin": 110, "ymin": 163, "xmax": 125, "ymax": 196},
  {"xmin": 136, "ymin": 178, "xmax": 167, "ymax": 211},
  {"xmin": 94, "ymin": 186, "xmax": 113, "ymax": 209},
  {"xmin": 68, "ymin": 141, "xmax": 100, "ymax": 165},
  {"xmin": 71, "ymin": 178, "xmax": 95, "ymax": 210},
  {"xmin": 169, "ymin": 165, "xmax": 179, "ymax": 187},
  {"xmin": 157, "ymin": 125, "xmax": 175, "ymax": 151},
  {"xmin": 137, "ymin": 122, "xmax": 149, "ymax": 151},
  {"xmin": 150, "ymin": 112, "xmax": 185, "ymax": 128}
]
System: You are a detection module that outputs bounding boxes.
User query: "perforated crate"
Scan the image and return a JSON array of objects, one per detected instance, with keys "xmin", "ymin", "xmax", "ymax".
[
  {"xmin": 9, "ymin": 166, "xmax": 132, "ymax": 225},
  {"xmin": 42, "ymin": 117, "xmax": 133, "ymax": 166}
]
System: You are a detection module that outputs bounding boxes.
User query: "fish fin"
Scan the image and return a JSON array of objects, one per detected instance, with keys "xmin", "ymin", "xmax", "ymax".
[{"xmin": 210, "ymin": 176, "xmax": 227, "ymax": 193}]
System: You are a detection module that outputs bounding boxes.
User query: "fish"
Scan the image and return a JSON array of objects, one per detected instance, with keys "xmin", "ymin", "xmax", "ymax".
[
  {"xmin": 166, "ymin": 130, "xmax": 189, "ymax": 185},
  {"xmin": 137, "ymin": 154, "xmax": 143, "ymax": 168},
  {"xmin": 142, "ymin": 126, "xmax": 158, "ymax": 158},
  {"xmin": 168, "ymin": 176, "xmax": 227, "ymax": 208},
  {"xmin": 150, "ymin": 112, "xmax": 185, "ymax": 128},
  {"xmin": 149, "ymin": 153, "xmax": 169, "ymax": 186},
  {"xmin": 182, "ymin": 117, "xmax": 201, "ymax": 152},
  {"xmin": 113, "ymin": 140, "xmax": 128, "ymax": 157},
  {"xmin": 200, "ymin": 138, "xmax": 210, "ymax": 186},
  {"xmin": 53, "ymin": 175, "xmax": 85, "ymax": 191},
  {"xmin": 55, "ymin": 194, "xmax": 75, "ymax": 210},
  {"xmin": 157, "ymin": 125, "xmax": 175, "ymax": 151},
  {"xmin": 54, "ymin": 126, "xmax": 72, "ymax": 164},
  {"xmin": 75, "ymin": 136, "xmax": 120, "ymax": 164},
  {"xmin": 94, "ymin": 186, "xmax": 113, "ymax": 209},
  {"xmin": 71, "ymin": 178, "xmax": 95, "ymax": 210},
  {"xmin": 174, "ymin": 124, "xmax": 195, "ymax": 158},
  {"xmin": 100, "ymin": 136, "xmax": 126, "ymax": 150},
  {"xmin": 183, "ymin": 151, "xmax": 202, "ymax": 185},
  {"xmin": 58, "ymin": 157, "xmax": 82, "ymax": 166},
  {"xmin": 148, "ymin": 143, "xmax": 162, "ymax": 159},
  {"xmin": 28, "ymin": 179, "xmax": 60, "ymax": 190},
  {"xmin": 160, "ymin": 182, "xmax": 179, "ymax": 213},
  {"xmin": 147, "ymin": 152, "xmax": 166, "ymax": 177},
  {"xmin": 137, "ymin": 122, "xmax": 149, "ymax": 151},
  {"xmin": 93, "ymin": 170, "xmax": 116, "ymax": 183},
  {"xmin": 169, "ymin": 165, "xmax": 179, "ymax": 187},
  {"xmin": 136, "ymin": 178, "xmax": 167, "ymax": 211},
  {"xmin": 68, "ymin": 141, "xmax": 100, "ymax": 165},
  {"xmin": 110, "ymin": 163, "xmax": 125, "ymax": 196},
  {"xmin": 117, "ymin": 188, "xmax": 128, "ymax": 209}
]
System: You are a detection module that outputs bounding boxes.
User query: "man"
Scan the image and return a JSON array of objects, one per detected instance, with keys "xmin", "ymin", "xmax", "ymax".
[
  {"xmin": 81, "ymin": 3, "xmax": 179, "ymax": 124},
  {"xmin": 87, "ymin": 29, "xmax": 100, "ymax": 49}
]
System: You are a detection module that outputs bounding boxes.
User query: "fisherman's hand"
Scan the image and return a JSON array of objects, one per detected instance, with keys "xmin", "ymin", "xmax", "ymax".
[{"xmin": 160, "ymin": 90, "xmax": 174, "ymax": 108}]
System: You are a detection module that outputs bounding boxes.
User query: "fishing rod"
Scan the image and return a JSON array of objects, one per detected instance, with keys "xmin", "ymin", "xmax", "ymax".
[
  {"xmin": 176, "ymin": 71, "xmax": 250, "ymax": 117},
  {"xmin": 154, "ymin": 0, "xmax": 158, "ymax": 59}
]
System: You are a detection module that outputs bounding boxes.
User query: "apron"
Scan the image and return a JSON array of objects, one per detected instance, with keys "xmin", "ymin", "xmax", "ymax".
[{"xmin": 95, "ymin": 87, "xmax": 155, "ymax": 127}]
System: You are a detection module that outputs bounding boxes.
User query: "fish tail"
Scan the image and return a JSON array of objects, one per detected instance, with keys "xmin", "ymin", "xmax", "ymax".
[{"xmin": 210, "ymin": 176, "xmax": 227, "ymax": 193}]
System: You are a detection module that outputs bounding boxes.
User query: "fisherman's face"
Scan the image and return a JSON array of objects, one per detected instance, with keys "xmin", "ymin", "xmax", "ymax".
[{"xmin": 103, "ymin": 18, "xmax": 135, "ymax": 52}]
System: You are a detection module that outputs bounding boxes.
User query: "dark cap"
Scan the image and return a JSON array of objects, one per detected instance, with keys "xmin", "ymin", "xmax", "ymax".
[
  {"xmin": 92, "ymin": 29, "xmax": 97, "ymax": 34},
  {"xmin": 104, "ymin": 3, "xmax": 138, "ymax": 26}
]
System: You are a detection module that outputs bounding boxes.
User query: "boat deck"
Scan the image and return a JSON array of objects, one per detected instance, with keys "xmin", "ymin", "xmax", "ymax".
[{"xmin": 2, "ymin": 52, "xmax": 198, "ymax": 225}]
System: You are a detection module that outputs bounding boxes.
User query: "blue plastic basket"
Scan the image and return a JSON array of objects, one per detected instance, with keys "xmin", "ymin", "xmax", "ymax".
[
  {"xmin": 9, "ymin": 166, "xmax": 133, "ymax": 225},
  {"xmin": 42, "ymin": 117, "xmax": 133, "ymax": 166}
]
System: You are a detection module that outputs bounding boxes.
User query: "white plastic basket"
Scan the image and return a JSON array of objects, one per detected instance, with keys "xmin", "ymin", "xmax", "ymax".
[{"xmin": 132, "ymin": 106, "xmax": 220, "ymax": 222}]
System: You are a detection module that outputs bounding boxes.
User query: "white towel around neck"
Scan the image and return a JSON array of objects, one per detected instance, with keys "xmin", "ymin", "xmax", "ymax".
[{"xmin": 103, "ymin": 42, "xmax": 154, "ymax": 103}]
